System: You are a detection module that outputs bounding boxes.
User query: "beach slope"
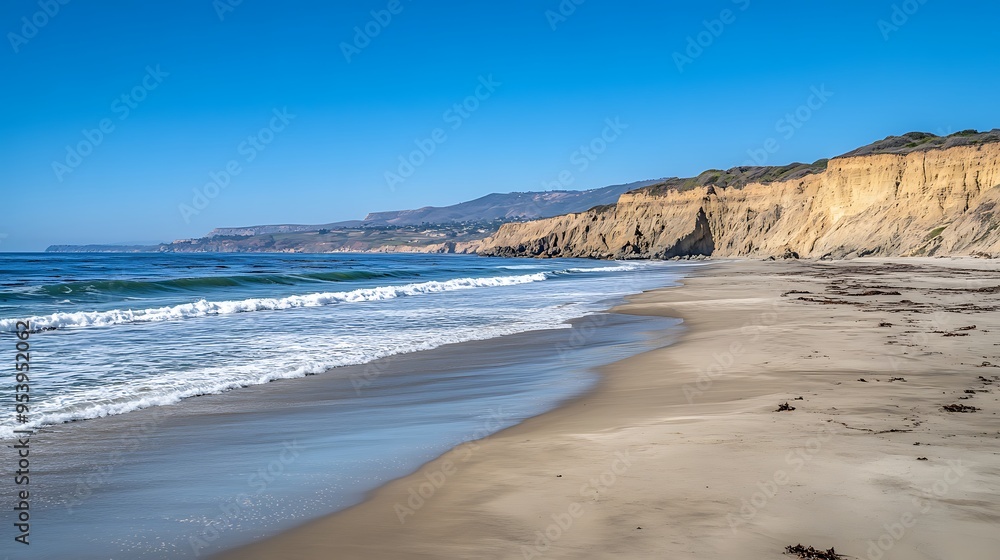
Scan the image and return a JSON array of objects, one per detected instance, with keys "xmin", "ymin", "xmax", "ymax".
[{"xmin": 217, "ymin": 259, "xmax": 1000, "ymax": 559}]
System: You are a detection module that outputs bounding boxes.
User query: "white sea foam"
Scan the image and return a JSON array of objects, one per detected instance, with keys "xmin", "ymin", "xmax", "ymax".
[
  {"xmin": 0, "ymin": 302, "xmax": 584, "ymax": 439},
  {"xmin": 1, "ymin": 273, "xmax": 548, "ymax": 333},
  {"xmin": 565, "ymin": 263, "xmax": 650, "ymax": 273},
  {"xmin": 0, "ymin": 261, "xmax": 684, "ymax": 439}
]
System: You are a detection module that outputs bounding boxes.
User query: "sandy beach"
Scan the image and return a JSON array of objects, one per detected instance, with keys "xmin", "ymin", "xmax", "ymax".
[{"xmin": 217, "ymin": 258, "xmax": 1000, "ymax": 560}]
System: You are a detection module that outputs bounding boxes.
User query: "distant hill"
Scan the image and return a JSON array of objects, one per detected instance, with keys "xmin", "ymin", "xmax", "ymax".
[
  {"xmin": 47, "ymin": 180, "xmax": 664, "ymax": 253},
  {"xmin": 207, "ymin": 221, "xmax": 363, "ymax": 238},
  {"xmin": 204, "ymin": 180, "xmax": 661, "ymax": 238},
  {"xmin": 361, "ymin": 181, "xmax": 662, "ymax": 226}
]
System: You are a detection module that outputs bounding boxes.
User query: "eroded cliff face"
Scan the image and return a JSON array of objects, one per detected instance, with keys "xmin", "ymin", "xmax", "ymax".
[{"xmin": 478, "ymin": 143, "xmax": 1000, "ymax": 259}]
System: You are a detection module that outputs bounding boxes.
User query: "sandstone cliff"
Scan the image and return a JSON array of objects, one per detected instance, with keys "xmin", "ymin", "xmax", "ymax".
[{"xmin": 478, "ymin": 138, "xmax": 1000, "ymax": 259}]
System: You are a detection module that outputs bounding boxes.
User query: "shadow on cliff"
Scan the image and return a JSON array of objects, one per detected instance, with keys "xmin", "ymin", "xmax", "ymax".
[{"xmin": 652, "ymin": 208, "xmax": 715, "ymax": 259}]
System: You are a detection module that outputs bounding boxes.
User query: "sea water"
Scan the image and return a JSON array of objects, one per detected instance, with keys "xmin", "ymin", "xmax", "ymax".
[{"xmin": 0, "ymin": 252, "xmax": 691, "ymax": 558}]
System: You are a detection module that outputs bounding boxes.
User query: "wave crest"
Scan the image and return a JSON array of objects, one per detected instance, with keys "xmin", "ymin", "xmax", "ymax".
[{"xmin": 1, "ymin": 273, "xmax": 548, "ymax": 333}]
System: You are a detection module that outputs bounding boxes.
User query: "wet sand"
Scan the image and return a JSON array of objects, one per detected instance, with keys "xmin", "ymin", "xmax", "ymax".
[
  {"xmin": 15, "ymin": 307, "xmax": 677, "ymax": 559},
  {"xmin": 218, "ymin": 258, "xmax": 1000, "ymax": 559}
]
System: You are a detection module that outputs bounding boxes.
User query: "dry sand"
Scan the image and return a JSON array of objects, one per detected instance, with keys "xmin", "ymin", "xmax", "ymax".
[{"xmin": 217, "ymin": 258, "xmax": 1000, "ymax": 559}]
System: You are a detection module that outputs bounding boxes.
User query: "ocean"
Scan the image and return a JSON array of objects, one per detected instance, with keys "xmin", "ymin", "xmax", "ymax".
[{"xmin": 0, "ymin": 252, "xmax": 690, "ymax": 558}]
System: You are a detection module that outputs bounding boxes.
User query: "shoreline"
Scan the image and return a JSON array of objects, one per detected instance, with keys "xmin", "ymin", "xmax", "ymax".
[
  {"xmin": 212, "ymin": 264, "xmax": 714, "ymax": 560},
  {"xmin": 5, "ymin": 267, "xmax": 685, "ymax": 559},
  {"xmin": 217, "ymin": 258, "xmax": 1000, "ymax": 559}
]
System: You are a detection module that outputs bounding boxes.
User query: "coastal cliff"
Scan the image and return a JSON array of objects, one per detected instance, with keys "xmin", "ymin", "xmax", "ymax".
[{"xmin": 478, "ymin": 137, "xmax": 1000, "ymax": 259}]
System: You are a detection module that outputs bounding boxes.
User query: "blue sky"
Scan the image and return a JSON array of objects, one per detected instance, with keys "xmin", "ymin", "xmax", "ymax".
[{"xmin": 2, "ymin": 0, "xmax": 999, "ymax": 251}]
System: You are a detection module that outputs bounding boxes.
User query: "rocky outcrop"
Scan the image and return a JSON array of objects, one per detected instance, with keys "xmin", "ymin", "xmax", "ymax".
[{"xmin": 478, "ymin": 142, "xmax": 1000, "ymax": 259}]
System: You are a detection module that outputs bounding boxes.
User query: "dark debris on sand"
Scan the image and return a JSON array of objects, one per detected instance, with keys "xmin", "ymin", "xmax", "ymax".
[
  {"xmin": 797, "ymin": 296, "xmax": 853, "ymax": 305},
  {"xmin": 852, "ymin": 290, "xmax": 902, "ymax": 296},
  {"xmin": 784, "ymin": 544, "xmax": 842, "ymax": 559},
  {"xmin": 943, "ymin": 404, "xmax": 980, "ymax": 413},
  {"xmin": 775, "ymin": 402, "xmax": 796, "ymax": 412}
]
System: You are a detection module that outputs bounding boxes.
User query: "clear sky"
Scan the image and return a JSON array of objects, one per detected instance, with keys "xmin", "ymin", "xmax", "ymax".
[{"xmin": 2, "ymin": 0, "xmax": 999, "ymax": 251}]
